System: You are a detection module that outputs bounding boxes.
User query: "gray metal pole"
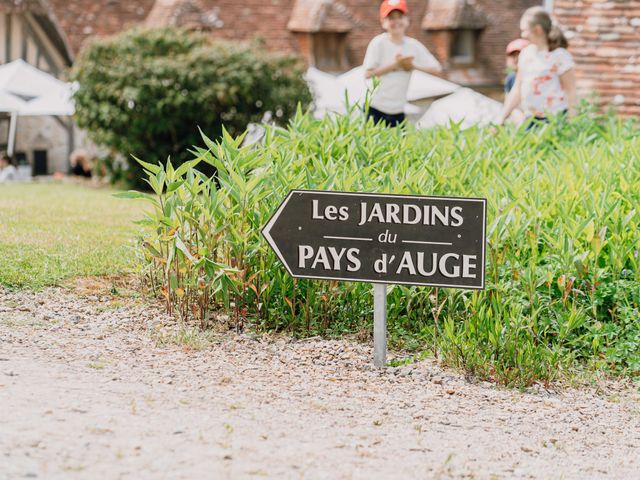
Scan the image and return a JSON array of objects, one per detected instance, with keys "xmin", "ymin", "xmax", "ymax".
[
  {"xmin": 7, "ymin": 111, "xmax": 17, "ymax": 157},
  {"xmin": 373, "ymin": 283, "xmax": 387, "ymax": 368},
  {"xmin": 67, "ymin": 118, "xmax": 74, "ymax": 173}
]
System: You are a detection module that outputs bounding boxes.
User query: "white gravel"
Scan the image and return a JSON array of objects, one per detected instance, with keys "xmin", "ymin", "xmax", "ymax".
[{"xmin": 0, "ymin": 285, "xmax": 639, "ymax": 480}]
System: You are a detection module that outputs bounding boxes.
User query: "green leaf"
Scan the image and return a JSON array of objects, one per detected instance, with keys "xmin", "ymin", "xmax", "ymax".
[
  {"xmin": 175, "ymin": 158, "xmax": 202, "ymax": 177},
  {"xmin": 175, "ymin": 236, "xmax": 197, "ymax": 263},
  {"xmin": 132, "ymin": 155, "xmax": 162, "ymax": 175},
  {"xmin": 166, "ymin": 180, "xmax": 184, "ymax": 194},
  {"xmin": 584, "ymin": 220, "xmax": 595, "ymax": 243},
  {"xmin": 143, "ymin": 241, "xmax": 162, "ymax": 257},
  {"xmin": 113, "ymin": 191, "xmax": 149, "ymax": 200}
]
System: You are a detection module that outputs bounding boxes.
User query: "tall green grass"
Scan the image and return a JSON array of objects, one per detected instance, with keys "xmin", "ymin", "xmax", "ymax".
[{"xmin": 126, "ymin": 107, "xmax": 640, "ymax": 386}]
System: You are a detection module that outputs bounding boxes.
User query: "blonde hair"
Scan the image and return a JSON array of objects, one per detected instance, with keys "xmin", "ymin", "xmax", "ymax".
[{"xmin": 522, "ymin": 6, "xmax": 568, "ymax": 51}]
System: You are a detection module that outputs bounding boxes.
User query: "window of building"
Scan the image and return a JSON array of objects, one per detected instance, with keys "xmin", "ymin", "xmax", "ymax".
[
  {"xmin": 288, "ymin": 0, "xmax": 355, "ymax": 73},
  {"xmin": 312, "ymin": 32, "xmax": 349, "ymax": 72},
  {"xmin": 450, "ymin": 30, "xmax": 475, "ymax": 65}
]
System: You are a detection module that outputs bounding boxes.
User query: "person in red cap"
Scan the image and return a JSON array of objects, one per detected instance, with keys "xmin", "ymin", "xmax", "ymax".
[
  {"xmin": 363, "ymin": 0, "xmax": 442, "ymax": 127},
  {"xmin": 504, "ymin": 38, "xmax": 529, "ymax": 94}
]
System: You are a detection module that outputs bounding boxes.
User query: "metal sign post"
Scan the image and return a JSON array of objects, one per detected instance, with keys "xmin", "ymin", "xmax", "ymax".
[
  {"xmin": 373, "ymin": 283, "xmax": 387, "ymax": 367},
  {"xmin": 262, "ymin": 189, "xmax": 487, "ymax": 367}
]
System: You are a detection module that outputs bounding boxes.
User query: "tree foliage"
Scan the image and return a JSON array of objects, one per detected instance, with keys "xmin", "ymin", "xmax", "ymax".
[{"xmin": 71, "ymin": 27, "xmax": 312, "ymax": 187}]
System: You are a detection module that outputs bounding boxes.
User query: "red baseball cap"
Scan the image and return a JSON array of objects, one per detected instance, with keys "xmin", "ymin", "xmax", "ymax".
[
  {"xmin": 506, "ymin": 38, "xmax": 529, "ymax": 54},
  {"xmin": 380, "ymin": 0, "xmax": 408, "ymax": 20}
]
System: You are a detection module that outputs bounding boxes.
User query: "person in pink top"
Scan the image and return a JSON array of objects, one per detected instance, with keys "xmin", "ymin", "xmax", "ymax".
[{"xmin": 498, "ymin": 7, "xmax": 577, "ymax": 128}]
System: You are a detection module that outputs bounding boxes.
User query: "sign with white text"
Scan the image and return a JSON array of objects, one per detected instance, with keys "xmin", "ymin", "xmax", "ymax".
[{"xmin": 262, "ymin": 190, "xmax": 486, "ymax": 289}]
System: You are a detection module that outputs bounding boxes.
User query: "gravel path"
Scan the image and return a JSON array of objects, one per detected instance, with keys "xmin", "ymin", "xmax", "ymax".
[{"xmin": 1, "ymin": 285, "xmax": 639, "ymax": 480}]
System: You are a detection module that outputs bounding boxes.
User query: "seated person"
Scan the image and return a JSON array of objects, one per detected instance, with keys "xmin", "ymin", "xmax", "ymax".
[
  {"xmin": 70, "ymin": 149, "xmax": 92, "ymax": 178},
  {"xmin": 0, "ymin": 153, "xmax": 17, "ymax": 183}
]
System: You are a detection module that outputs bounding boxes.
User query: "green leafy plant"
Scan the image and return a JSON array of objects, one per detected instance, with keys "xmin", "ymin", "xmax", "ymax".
[{"xmin": 127, "ymin": 105, "xmax": 640, "ymax": 387}]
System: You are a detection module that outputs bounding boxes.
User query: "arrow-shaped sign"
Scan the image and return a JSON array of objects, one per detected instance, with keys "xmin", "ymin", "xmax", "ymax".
[{"xmin": 262, "ymin": 190, "xmax": 486, "ymax": 289}]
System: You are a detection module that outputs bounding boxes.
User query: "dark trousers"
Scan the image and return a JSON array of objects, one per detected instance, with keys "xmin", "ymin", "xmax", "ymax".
[
  {"xmin": 525, "ymin": 109, "xmax": 569, "ymax": 132},
  {"xmin": 525, "ymin": 116, "xmax": 549, "ymax": 132},
  {"xmin": 367, "ymin": 106, "xmax": 405, "ymax": 127}
]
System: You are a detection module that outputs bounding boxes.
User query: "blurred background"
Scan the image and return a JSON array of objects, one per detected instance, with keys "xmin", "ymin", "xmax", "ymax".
[{"xmin": 0, "ymin": 0, "xmax": 637, "ymax": 179}]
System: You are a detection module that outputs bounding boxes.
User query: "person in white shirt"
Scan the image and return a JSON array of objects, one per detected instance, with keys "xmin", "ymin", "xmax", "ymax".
[
  {"xmin": 498, "ymin": 6, "xmax": 577, "ymax": 129},
  {"xmin": 0, "ymin": 154, "xmax": 17, "ymax": 183},
  {"xmin": 363, "ymin": 0, "xmax": 442, "ymax": 127}
]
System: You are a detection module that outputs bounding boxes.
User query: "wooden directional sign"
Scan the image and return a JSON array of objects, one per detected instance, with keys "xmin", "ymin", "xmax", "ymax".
[{"xmin": 262, "ymin": 190, "xmax": 486, "ymax": 289}]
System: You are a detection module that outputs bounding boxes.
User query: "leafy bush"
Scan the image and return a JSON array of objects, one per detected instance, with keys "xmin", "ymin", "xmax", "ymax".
[
  {"xmin": 124, "ymin": 107, "xmax": 640, "ymax": 387},
  {"xmin": 72, "ymin": 27, "xmax": 311, "ymax": 188}
]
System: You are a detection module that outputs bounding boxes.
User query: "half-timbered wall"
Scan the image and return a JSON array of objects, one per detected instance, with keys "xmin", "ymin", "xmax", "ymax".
[
  {"xmin": 1, "ymin": 11, "xmax": 73, "ymax": 174},
  {"xmin": 1, "ymin": 11, "xmax": 67, "ymax": 78}
]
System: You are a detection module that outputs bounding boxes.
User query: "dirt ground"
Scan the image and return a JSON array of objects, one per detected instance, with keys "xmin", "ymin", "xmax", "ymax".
[{"xmin": 1, "ymin": 284, "xmax": 639, "ymax": 480}]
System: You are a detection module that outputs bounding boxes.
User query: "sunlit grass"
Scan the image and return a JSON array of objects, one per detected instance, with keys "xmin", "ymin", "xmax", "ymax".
[{"xmin": 0, "ymin": 182, "xmax": 145, "ymax": 288}]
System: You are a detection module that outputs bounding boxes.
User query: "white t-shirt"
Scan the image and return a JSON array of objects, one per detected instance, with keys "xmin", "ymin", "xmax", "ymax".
[
  {"xmin": 363, "ymin": 33, "xmax": 440, "ymax": 114},
  {"xmin": 518, "ymin": 45, "xmax": 575, "ymax": 117}
]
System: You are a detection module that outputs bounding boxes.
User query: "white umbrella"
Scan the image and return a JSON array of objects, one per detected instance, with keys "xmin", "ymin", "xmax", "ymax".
[
  {"xmin": 305, "ymin": 67, "xmax": 345, "ymax": 118},
  {"xmin": 17, "ymin": 87, "xmax": 75, "ymax": 116},
  {"xmin": 0, "ymin": 91, "xmax": 27, "ymax": 113},
  {"xmin": 406, "ymin": 70, "xmax": 459, "ymax": 102},
  {"xmin": 306, "ymin": 65, "xmax": 461, "ymax": 119},
  {"xmin": 337, "ymin": 66, "xmax": 459, "ymax": 109},
  {"xmin": 336, "ymin": 66, "xmax": 368, "ymax": 106},
  {"xmin": 417, "ymin": 88, "xmax": 502, "ymax": 130},
  {"xmin": 0, "ymin": 59, "xmax": 74, "ymax": 116},
  {"xmin": 0, "ymin": 59, "xmax": 75, "ymax": 159}
]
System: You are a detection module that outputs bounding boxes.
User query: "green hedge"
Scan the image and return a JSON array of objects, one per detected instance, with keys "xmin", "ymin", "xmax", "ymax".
[
  {"xmin": 72, "ymin": 27, "xmax": 311, "ymax": 188},
  {"xmin": 127, "ymin": 107, "xmax": 640, "ymax": 386}
]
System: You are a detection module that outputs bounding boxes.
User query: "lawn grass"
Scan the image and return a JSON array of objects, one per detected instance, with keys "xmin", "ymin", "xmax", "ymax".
[{"xmin": 0, "ymin": 182, "xmax": 145, "ymax": 289}]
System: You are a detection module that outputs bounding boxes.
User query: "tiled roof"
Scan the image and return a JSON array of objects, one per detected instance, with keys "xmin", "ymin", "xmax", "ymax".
[{"xmin": 422, "ymin": 0, "xmax": 489, "ymax": 30}]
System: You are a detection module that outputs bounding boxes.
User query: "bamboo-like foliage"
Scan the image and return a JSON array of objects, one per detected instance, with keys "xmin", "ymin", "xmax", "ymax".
[{"xmin": 121, "ymin": 105, "xmax": 640, "ymax": 386}]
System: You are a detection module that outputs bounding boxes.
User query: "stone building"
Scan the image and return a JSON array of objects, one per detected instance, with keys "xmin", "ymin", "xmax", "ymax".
[
  {"xmin": 35, "ymin": 0, "xmax": 640, "ymax": 115},
  {"xmin": 4, "ymin": 1, "xmax": 636, "ymax": 175},
  {"xmin": 0, "ymin": 0, "xmax": 74, "ymax": 174},
  {"xmin": 51, "ymin": 0, "xmax": 540, "ymax": 95},
  {"xmin": 145, "ymin": 0, "xmax": 541, "ymax": 96},
  {"xmin": 0, "ymin": 0, "xmax": 547, "ymax": 174},
  {"xmin": 552, "ymin": 0, "xmax": 640, "ymax": 117}
]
